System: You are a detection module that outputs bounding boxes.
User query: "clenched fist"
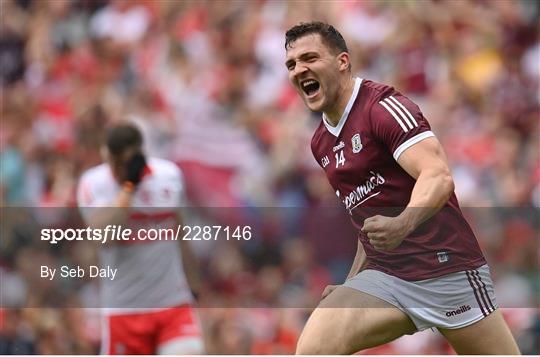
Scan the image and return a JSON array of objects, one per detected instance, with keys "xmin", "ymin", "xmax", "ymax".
[{"xmin": 361, "ymin": 215, "xmax": 411, "ymax": 252}]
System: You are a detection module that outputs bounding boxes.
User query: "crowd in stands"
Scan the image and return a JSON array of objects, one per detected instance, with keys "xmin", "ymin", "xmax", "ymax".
[{"xmin": 1, "ymin": 0, "xmax": 538, "ymax": 354}]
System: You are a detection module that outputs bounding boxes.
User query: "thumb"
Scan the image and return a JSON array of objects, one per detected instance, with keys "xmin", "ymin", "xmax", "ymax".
[
  {"xmin": 362, "ymin": 217, "xmax": 374, "ymax": 232},
  {"xmin": 362, "ymin": 215, "xmax": 382, "ymax": 232}
]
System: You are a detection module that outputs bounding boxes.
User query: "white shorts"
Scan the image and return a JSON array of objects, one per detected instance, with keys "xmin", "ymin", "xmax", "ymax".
[{"xmin": 343, "ymin": 264, "xmax": 498, "ymax": 331}]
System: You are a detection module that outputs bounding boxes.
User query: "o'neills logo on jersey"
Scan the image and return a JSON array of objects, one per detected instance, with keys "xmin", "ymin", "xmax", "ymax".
[
  {"xmin": 333, "ymin": 141, "xmax": 345, "ymax": 152},
  {"xmin": 445, "ymin": 305, "xmax": 471, "ymax": 317},
  {"xmin": 342, "ymin": 171, "xmax": 386, "ymax": 210}
]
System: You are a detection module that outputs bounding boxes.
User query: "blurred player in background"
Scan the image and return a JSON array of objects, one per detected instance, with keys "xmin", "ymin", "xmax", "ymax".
[
  {"xmin": 284, "ymin": 22, "xmax": 520, "ymax": 355},
  {"xmin": 77, "ymin": 123, "xmax": 204, "ymax": 354}
]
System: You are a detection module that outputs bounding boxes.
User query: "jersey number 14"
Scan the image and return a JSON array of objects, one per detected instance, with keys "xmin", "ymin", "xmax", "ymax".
[{"xmin": 335, "ymin": 150, "xmax": 345, "ymax": 168}]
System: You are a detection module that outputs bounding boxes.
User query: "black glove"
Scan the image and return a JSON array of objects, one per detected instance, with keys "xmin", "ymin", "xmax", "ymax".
[{"xmin": 125, "ymin": 152, "xmax": 147, "ymax": 186}]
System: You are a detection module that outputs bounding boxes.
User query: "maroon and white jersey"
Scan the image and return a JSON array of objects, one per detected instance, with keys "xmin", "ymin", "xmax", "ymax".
[
  {"xmin": 77, "ymin": 158, "xmax": 193, "ymax": 314},
  {"xmin": 311, "ymin": 78, "xmax": 486, "ymax": 281}
]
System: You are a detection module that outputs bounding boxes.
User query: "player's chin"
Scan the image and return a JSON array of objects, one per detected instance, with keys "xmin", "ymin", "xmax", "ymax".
[{"xmin": 304, "ymin": 96, "xmax": 324, "ymax": 112}]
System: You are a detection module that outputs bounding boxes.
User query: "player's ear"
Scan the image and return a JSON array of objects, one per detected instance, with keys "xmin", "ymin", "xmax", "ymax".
[{"xmin": 337, "ymin": 52, "xmax": 350, "ymax": 72}]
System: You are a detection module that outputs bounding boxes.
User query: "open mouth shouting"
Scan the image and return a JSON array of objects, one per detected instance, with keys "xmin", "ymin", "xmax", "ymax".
[{"xmin": 300, "ymin": 78, "xmax": 321, "ymax": 99}]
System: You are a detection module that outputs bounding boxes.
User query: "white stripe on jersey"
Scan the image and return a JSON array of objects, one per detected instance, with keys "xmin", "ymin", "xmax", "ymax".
[
  {"xmin": 383, "ymin": 98, "xmax": 414, "ymax": 129},
  {"xmin": 379, "ymin": 100, "xmax": 409, "ymax": 132},
  {"xmin": 393, "ymin": 131, "xmax": 435, "ymax": 161},
  {"xmin": 389, "ymin": 96, "xmax": 418, "ymax": 127}
]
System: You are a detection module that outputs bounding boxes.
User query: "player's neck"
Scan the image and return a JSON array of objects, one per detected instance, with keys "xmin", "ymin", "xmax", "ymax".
[{"xmin": 324, "ymin": 76, "xmax": 355, "ymax": 127}]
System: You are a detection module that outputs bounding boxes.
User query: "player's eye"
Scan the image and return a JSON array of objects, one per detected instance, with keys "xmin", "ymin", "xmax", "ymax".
[{"xmin": 286, "ymin": 63, "xmax": 295, "ymax": 71}]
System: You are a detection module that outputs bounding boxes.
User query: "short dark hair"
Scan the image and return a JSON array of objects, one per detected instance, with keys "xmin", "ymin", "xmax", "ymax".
[
  {"xmin": 105, "ymin": 123, "xmax": 143, "ymax": 156},
  {"xmin": 285, "ymin": 21, "xmax": 348, "ymax": 54}
]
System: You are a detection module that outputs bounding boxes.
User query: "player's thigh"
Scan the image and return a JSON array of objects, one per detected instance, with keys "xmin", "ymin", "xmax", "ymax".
[
  {"xmin": 102, "ymin": 314, "xmax": 154, "ymax": 355},
  {"xmin": 156, "ymin": 306, "xmax": 205, "ymax": 355},
  {"xmin": 438, "ymin": 309, "xmax": 520, "ymax": 355},
  {"xmin": 296, "ymin": 286, "xmax": 416, "ymax": 355},
  {"xmin": 157, "ymin": 337, "xmax": 205, "ymax": 355}
]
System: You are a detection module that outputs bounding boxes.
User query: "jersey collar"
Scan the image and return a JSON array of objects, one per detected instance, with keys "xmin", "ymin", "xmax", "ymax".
[{"xmin": 322, "ymin": 77, "xmax": 363, "ymax": 137}]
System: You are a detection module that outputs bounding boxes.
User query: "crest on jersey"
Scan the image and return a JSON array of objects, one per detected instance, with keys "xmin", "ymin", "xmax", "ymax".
[{"xmin": 352, "ymin": 133, "xmax": 362, "ymax": 153}]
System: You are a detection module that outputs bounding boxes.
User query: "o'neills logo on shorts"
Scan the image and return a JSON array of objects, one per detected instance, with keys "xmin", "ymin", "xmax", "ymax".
[{"xmin": 445, "ymin": 305, "xmax": 471, "ymax": 317}]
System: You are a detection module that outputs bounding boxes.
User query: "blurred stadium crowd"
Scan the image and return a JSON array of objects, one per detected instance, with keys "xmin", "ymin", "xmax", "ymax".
[{"xmin": 1, "ymin": 0, "xmax": 539, "ymax": 354}]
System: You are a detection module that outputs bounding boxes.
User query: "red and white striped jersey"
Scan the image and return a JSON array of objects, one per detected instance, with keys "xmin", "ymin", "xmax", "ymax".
[
  {"xmin": 311, "ymin": 78, "xmax": 486, "ymax": 281},
  {"xmin": 77, "ymin": 158, "xmax": 193, "ymax": 314}
]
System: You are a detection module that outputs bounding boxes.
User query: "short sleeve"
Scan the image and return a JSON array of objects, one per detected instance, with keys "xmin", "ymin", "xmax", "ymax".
[
  {"xmin": 370, "ymin": 94, "xmax": 435, "ymax": 161},
  {"xmin": 76, "ymin": 172, "xmax": 109, "ymax": 223},
  {"xmin": 77, "ymin": 174, "xmax": 96, "ymax": 206}
]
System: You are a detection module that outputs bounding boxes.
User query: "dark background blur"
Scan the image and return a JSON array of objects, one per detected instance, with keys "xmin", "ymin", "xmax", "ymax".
[{"xmin": 1, "ymin": 0, "xmax": 538, "ymax": 354}]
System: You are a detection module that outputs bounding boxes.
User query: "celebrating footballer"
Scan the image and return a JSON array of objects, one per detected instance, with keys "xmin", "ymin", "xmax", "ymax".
[{"xmin": 284, "ymin": 21, "xmax": 520, "ymax": 355}]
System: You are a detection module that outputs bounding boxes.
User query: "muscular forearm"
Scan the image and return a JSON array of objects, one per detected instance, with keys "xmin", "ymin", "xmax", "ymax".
[
  {"xmin": 362, "ymin": 137, "xmax": 455, "ymax": 252},
  {"xmin": 346, "ymin": 240, "xmax": 367, "ymax": 280},
  {"xmin": 398, "ymin": 168, "xmax": 454, "ymax": 235}
]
